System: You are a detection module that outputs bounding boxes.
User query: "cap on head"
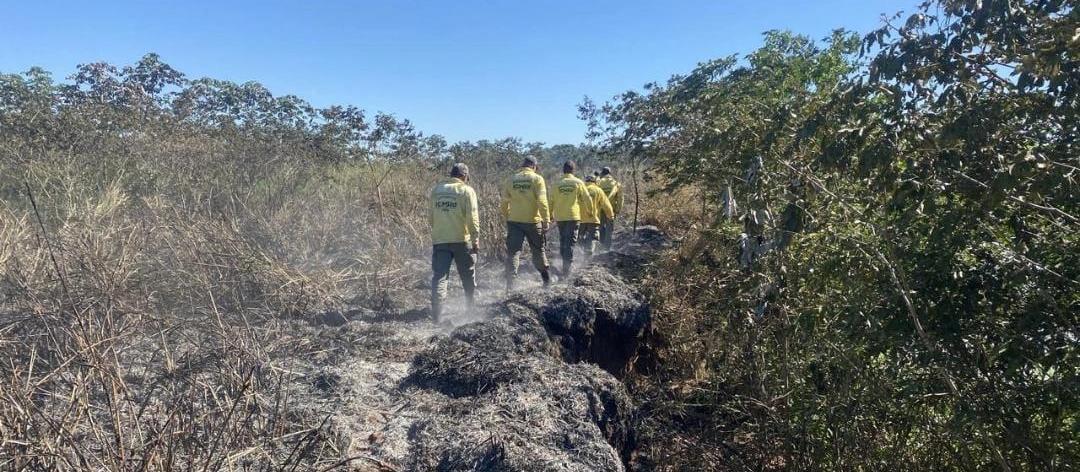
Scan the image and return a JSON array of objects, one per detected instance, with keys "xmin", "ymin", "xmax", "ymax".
[
  {"xmin": 522, "ymin": 156, "xmax": 538, "ymax": 168},
  {"xmin": 585, "ymin": 175, "xmax": 596, "ymax": 183},
  {"xmin": 563, "ymin": 160, "xmax": 576, "ymax": 174},
  {"xmin": 601, "ymin": 167, "xmax": 612, "ymax": 176},
  {"xmin": 450, "ymin": 162, "xmax": 469, "ymax": 178}
]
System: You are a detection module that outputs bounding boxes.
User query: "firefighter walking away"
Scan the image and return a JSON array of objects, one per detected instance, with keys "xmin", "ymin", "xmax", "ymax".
[
  {"xmin": 502, "ymin": 156, "xmax": 552, "ymax": 290},
  {"xmin": 548, "ymin": 160, "xmax": 591, "ymax": 279},
  {"xmin": 580, "ymin": 174, "xmax": 613, "ymax": 261},
  {"xmin": 597, "ymin": 167, "xmax": 623, "ymax": 250},
  {"xmin": 429, "ymin": 163, "xmax": 479, "ymax": 322}
]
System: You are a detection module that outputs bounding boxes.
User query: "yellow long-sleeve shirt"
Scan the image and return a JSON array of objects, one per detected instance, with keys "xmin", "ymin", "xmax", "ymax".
[
  {"xmin": 598, "ymin": 176, "xmax": 623, "ymax": 215},
  {"xmin": 548, "ymin": 173, "xmax": 591, "ymax": 222},
  {"xmin": 581, "ymin": 182, "xmax": 614, "ymax": 225},
  {"xmin": 501, "ymin": 167, "xmax": 550, "ymax": 223},
  {"xmin": 430, "ymin": 177, "xmax": 480, "ymax": 246}
]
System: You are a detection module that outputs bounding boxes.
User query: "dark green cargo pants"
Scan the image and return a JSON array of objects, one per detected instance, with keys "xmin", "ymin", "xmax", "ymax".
[
  {"xmin": 578, "ymin": 222, "xmax": 600, "ymax": 259},
  {"xmin": 599, "ymin": 215, "xmax": 614, "ymax": 250},
  {"xmin": 431, "ymin": 242, "xmax": 476, "ymax": 319},
  {"xmin": 505, "ymin": 221, "xmax": 549, "ymax": 288},
  {"xmin": 557, "ymin": 220, "xmax": 579, "ymax": 275}
]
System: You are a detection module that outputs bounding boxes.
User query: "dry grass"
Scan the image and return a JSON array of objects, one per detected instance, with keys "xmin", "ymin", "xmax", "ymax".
[
  {"xmin": 0, "ymin": 148, "xmax": 446, "ymax": 469},
  {"xmin": 0, "ymin": 176, "xmax": 352, "ymax": 469}
]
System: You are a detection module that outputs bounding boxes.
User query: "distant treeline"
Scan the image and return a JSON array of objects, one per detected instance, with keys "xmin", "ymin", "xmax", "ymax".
[{"xmin": 0, "ymin": 54, "xmax": 606, "ymax": 192}]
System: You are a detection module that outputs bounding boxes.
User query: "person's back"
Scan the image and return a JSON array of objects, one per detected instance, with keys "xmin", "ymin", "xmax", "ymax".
[
  {"xmin": 598, "ymin": 175, "xmax": 622, "ymax": 214},
  {"xmin": 582, "ymin": 181, "xmax": 613, "ymax": 225},
  {"xmin": 549, "ymin": 173, "xmax": 589, "ymax": 223},
  {"xmin": 431, "ymin": 178, "xmax": 479, "ymax": 245},
  {"xmin": 502, "ymin": 167, "xmax": 550, "ymax": 223}
]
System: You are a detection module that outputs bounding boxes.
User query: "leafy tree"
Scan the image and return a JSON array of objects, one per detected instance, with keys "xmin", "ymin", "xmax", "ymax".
[
  {"xmin": 0, "ymin": 67, "xmax": 59, "ymax": 159},
  {"xmin": 592, "ymin": 2, "xmax": 1077, "ymax": 469}
]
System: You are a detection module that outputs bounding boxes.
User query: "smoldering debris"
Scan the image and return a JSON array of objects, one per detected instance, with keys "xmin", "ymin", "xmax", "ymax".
[{"xmin": 298, "ymin": 234, "xmax": 656, "ymax": 471}]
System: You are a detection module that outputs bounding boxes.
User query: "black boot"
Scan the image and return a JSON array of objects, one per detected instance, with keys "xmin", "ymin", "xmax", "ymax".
[
  {"xmin": 541, "ymin": 270, "xmax": 552, "ymax": 288},
  {"xmin": 431, "ymin": 303, "xmax": 442, "ymax": 323}
]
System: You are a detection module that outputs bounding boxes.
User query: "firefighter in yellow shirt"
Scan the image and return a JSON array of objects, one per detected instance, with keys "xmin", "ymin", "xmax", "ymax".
[
  {"xmin": 580, "ymin": 174, "xmax": 614, "ymax": 260},
  {"xmin": 597, "ymin": 167, "xmax": 623, "ymax": 250},
  {"xmin": 501, "ymin": 156, "xmax": 551, "ymax": 290},
  {"xmin": 548, "ymin": 160, "xmax": 591, "ymax": 278},
  {"xmin": 429, "ymin": 163, "xmax": 480, "ymax": 321}
]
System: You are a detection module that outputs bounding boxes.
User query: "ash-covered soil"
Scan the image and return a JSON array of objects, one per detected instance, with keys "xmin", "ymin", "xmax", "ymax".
[{"xmin": 286, "ymin": 227, "xmax": 668, "ymax": 471}]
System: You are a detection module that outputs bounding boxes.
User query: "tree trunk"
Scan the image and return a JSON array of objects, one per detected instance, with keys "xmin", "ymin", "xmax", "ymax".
[{"xmin": 631, "ymin": 158, "xmax": 640, "ymax": 234}]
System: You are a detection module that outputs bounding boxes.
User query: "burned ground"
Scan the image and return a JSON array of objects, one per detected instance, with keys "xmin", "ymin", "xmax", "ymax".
[
  {"xmin": 0, "ymin": 227, "xmax": 663, "ymax": 471},
  {"xmin": 291, "ymin": 228, "xmax": 665, "ymax": 471}
]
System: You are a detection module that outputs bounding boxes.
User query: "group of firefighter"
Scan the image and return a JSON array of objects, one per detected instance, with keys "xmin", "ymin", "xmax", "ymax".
[{"xmin": 428, "ymin": 156, "xmax": 623, "ymax": 320}]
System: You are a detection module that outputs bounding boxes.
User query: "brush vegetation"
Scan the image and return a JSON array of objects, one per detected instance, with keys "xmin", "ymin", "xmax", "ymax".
[{"xmin": 586, "ymin": 1, "xmax": 1078, "ymax": 470}]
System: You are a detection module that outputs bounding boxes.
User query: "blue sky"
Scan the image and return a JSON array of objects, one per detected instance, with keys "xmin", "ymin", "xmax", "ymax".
[{"xmin": 3, "ymin": 1, "xmax": 919, "ymax": 144}]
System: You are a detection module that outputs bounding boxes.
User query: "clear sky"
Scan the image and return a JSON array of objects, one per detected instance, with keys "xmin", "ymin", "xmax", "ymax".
[{"xmin": 3, "ymin": 1, "xmax": 919, "ymax": 144}]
